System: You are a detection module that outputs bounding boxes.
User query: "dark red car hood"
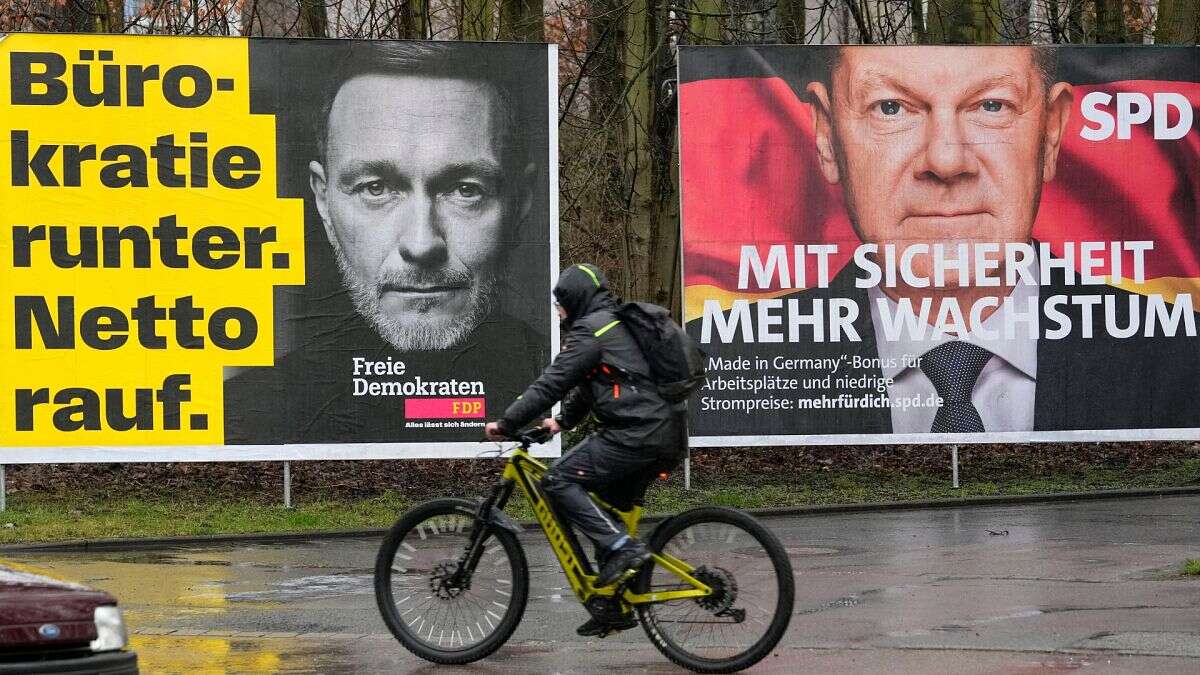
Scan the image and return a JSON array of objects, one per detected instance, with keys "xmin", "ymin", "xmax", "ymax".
[{"xmin": 0, "ymin": 567, "xmax": 113, "ymax": 647}]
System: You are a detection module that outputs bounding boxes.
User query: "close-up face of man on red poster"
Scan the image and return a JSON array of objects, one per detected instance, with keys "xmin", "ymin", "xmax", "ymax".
[{"xmin": 806, "ymin": 46, "xmax": 1073, "ymax": 300}]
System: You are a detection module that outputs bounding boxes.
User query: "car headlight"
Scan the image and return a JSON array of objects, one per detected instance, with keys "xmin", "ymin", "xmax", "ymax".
[{"xmin": 90, "ymin": 605, "xmax": 128, "ymax": 652}]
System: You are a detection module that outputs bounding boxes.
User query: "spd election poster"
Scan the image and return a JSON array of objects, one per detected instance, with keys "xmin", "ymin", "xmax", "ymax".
[
  {"xmin": 680, "ymin": 45, "xmax": 1200, "ymax": 447},
  {"xmin": 0, "ymin": 34, "xmax": 559, "ymax": 462}
]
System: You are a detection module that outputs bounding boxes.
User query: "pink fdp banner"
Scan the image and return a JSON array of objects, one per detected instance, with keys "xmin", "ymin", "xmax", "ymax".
[{"xmin": 405, "ymin": 398, "xmax": 487, "ymax": 419}]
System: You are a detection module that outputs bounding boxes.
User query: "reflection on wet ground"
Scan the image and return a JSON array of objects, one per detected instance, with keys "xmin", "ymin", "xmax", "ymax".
[
  {"xmin": 3, "ymin": 495, "xmax": 1200, "ymax": 673},
  {"xmin": 225, "ymin": 574, "xmax": 374, "ymax": 602}
]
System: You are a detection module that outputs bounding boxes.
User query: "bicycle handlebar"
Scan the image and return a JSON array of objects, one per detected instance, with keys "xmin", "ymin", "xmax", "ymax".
[
  {"xmin": 515, "ymin": 426, "xmax": 554, "ymax": 446},
  {"xmin": 484, "ymin": 426, "xmax": 553, "ymax": 447}
]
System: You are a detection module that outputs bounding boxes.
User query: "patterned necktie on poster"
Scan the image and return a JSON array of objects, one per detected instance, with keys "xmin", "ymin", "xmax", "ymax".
[{"xmin": 920, "ymin": 341, "xmax": 994, "ymax": 433}]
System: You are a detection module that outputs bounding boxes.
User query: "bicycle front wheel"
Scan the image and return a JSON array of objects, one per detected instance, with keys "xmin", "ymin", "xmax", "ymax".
[
  {"xmin": 374, "ymin": 498, "xmax": 529, "ymax": 665},
  {"xmin": 635, "ymin": 507, "xmax": 794, "ymax": 673}
]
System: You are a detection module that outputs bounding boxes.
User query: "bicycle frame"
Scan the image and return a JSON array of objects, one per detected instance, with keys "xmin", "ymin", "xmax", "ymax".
[{"xmin": 465, "ymin": 445, "xmax": 712, "ymax": 607}]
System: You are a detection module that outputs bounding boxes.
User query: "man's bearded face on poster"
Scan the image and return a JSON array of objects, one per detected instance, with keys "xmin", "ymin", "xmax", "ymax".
[
  {"xmin": 310, "ymin": 74, "xmax": 529, "ymax": 351},
  {"xmin": 807, "ymin": 46, "xmax": 1074, "ymax": 294}
]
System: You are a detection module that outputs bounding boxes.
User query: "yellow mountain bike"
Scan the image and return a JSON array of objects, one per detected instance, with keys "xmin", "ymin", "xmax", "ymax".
[{"xmin": 373, "ymin": 428, "xmax": 794, "ymax": 673}]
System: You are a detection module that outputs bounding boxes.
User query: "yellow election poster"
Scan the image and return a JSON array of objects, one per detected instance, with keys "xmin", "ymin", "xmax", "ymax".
[
  {"xmin": 1, "ymin": 33, "xmax": 305, "ymax": 457},
  {"xmin": 0, "ymin": 35, "xmax": 559, "ymax": 462}
]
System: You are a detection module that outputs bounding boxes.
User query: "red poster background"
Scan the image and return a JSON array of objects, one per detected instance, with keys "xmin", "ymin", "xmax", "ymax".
[{"xmin": 681, "ymin": 76, "xmax": 1200, "ymax": 319}]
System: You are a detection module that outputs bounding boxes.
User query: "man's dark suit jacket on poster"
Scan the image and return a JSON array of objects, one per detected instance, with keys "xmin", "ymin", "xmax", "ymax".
[
  {"xmin": 222, "ymin": 313, "xmax": 547, "ymax": 444},
  {"xmin": 687, "ymin": 263, "xmax": 1200, "ymax": 437}
]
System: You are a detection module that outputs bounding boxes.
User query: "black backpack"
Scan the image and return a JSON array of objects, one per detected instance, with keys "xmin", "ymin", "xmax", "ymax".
[{"xmin": 614, "ymin": 302, "xmax": 707, "ymax": 403}]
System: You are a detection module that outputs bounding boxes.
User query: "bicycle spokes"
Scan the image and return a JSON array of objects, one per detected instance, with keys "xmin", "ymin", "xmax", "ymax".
[
  {"xmin": 385, "ymin": 511, "xmax": 517, "ymax": 651},
  {"xmin": 638, "ymin": 518, "xmax": 790, "ymax": 664}
]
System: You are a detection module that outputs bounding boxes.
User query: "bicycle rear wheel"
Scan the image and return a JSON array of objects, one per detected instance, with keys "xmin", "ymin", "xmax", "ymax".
[
  {"xmin": 634, "ymin": 507, "xmax": 794, "ymax": 673},
  {"xmin": 374, "ymin": 498, "xmax": 529, "ymax": 664}
]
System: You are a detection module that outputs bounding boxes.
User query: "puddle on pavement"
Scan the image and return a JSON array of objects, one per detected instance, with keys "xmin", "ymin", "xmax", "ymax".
[
  {"xmin": 784, "ymin": 546, "xmax": 841, "ymax": 556},
  {"xmin": 1033, "ymin": 655, "xmax": 1091, "ymax": 671},
  {"xmin": 226, "ymin": 574, "xmax": 374, "ymax": 602},
  {"xmin": 932, "ymin": 608, "xmax": 1045, "ymax": 633},
  {"xmin": 131, "ymin": 634, "xmax": 645, "ymax": 675},
  {"xmin": 82, "ymin": 551, "xmax": 224, "ymax": 566},
  {"xmin": 5, "ymin": 556, "xmax": 250, "ymax": 613},
  {"xmin": 131, "ymin": 635, "xmax": 305, "ymax": 674}
]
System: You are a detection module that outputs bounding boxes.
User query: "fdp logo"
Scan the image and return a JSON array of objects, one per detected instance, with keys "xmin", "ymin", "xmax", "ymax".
[{"xmin": 451, "ymin": 400, "xmax": 483, "ymax": 417}]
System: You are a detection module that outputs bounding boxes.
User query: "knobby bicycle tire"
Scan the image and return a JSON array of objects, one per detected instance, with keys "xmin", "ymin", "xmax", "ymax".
[
  {"xmin": 635, "ymin": 506, "xmax": 795, "ymax": 673},
  {"xmin": 374, "ymin": 498, "xmax": 530, "ymax": 664}
]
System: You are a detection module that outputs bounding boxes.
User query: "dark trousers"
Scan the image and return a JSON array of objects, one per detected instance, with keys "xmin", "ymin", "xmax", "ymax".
[{"xmin": 540, "ymin": 435, "xmax": 663, "ymax": 551}]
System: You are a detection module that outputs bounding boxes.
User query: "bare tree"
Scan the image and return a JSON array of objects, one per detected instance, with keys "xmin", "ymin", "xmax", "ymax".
[{"xmin": 1156, "ymin": 0, "xmax": 1199, "ymax": 42}]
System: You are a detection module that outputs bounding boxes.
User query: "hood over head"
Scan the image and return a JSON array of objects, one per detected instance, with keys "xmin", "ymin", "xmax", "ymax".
[{"xmin": 554, "ymin": 263, "xmax": 616, "ymax": 326}]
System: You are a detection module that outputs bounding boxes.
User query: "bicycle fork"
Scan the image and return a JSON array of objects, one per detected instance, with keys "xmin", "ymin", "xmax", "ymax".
[{"xmin": 452, "ymin": 479, "xmax": 518, "ymax": 588}]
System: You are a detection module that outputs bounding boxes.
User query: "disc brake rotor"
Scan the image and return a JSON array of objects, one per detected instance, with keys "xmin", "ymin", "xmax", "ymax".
[
  {"xmin": 693, "ymin": 565, "xmax": 738, "ymax": 614},
  {"xmin": 429, "ymin": 561, "xmax": 466, "ymax": 600}
]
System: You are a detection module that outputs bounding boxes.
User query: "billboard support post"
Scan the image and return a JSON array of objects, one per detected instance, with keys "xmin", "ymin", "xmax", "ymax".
[
  {"xmin": 951, "ymin": 446, "xmax": 960, "ymax": 489},
  {"xmin": 684, "ymin": 450, "xmax": 691, "ymax": 491},
  {"xmin": 283, "ymin": 462, "xmax": 292, "ymax": 509},
  {"xmin": 0, "ymin": 465, "xmax": 5, "ymax": 511}
]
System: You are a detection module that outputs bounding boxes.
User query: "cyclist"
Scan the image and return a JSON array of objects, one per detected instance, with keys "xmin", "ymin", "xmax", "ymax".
[{"xmin": 485, "ymin": 263, "xmax": 686, "ymax": 637}]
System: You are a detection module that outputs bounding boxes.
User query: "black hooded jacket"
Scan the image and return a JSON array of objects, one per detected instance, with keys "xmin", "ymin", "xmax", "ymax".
[{"xmin": 498, "ymin": 264, "xmax": 681, "ymax": 454}]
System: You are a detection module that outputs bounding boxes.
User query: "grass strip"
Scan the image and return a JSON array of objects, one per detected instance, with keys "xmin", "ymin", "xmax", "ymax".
[{"xmin": 0, "ymin": 460, "xmax": 1196, "ymax": 544}]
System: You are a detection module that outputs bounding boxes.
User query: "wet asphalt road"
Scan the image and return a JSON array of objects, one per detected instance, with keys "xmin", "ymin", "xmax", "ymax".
[{"xmin": 3, "ymin": 494, "xmax": 1199, "ymax": 674}]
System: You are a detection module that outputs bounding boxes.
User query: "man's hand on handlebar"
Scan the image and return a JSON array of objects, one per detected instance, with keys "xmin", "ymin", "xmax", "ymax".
[
  {"xmin": 485, "ymin": 418, "xmax": 560, "ymax": 443},
  {"xmin": 484, "ymin": 422, "xmax": 507, "ymax": 442}
]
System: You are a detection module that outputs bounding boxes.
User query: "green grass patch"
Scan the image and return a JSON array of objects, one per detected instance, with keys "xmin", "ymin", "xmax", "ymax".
[
  {"xmin": 0, "ymin": 493, "xmax": 414, "ymax": 545},
  {"xmin": 1183, "ymin": 559, "xmax": 1200, "ymax": 576},
  {"xmin": 0, "ymin": 459, "xmax": 1196, "ymax": 545}
]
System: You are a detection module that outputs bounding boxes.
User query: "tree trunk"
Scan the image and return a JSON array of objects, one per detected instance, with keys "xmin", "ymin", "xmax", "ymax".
[
  {"xmin": 910, "ymin": 0, "xmax": 928, "ymax": 43},
  {"xmin": 845, "ymin": 0, "xmax": 874, "ymax": 42},
  {"xmin": 401, "ymin": 0, "xmax": 429, "ymax": 39},
  {"xmin": 1095, "ymin": 0, "xmax": 1126, "ymax": 42},
  {"xmin": 298, "ymin": 0, "xmax": 328, "ymax": 37},
  {"xmin": 622, "ymin": 0, "xmax": 654, "ymax": 301},
  {"xmin": 928, "ymin": 0, "xmax": 1001, "ymax": 43},
  {"xmin": 461, "ymin": 0, "xmax": 496, "ymax": 40},
  {"xmin": 584, "ymin": 0, "xmax": 633, "ymax": 295},
  {"xmin": 999, "ymin": 0, "xmax": 1030, "ymax": 42},
  {"xmin": 1066, "ymin": 0, "xmax": 1085, "ymax": 42},
  {"xmin": 623, "ymin": 0, "xmax": 677, "ymax": 308},
  {"xmin": 499, "ymin": 0, "xmax": 545, "ymax": 41},
  {"xmin": 777, "ymin": 0, "xmax": 806, "ymax": 43},
  {"xmin": 1155, "ymin": 0, "xmax": 1200, "ymax": 43},
  {"xmin": 95, "ymin": 0, "xmax": 124, "ymax": 32}
]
